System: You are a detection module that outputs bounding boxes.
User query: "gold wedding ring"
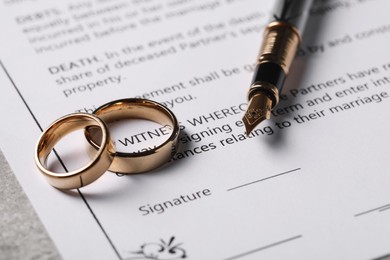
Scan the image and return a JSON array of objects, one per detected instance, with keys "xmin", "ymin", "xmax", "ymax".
[
  {"xmin": 35, "ymin": 113, "xmax": 115, "ymax": 190},
  {"xmin": 85, "ymin": 98, "xmax": 180, "ymax": 174}
]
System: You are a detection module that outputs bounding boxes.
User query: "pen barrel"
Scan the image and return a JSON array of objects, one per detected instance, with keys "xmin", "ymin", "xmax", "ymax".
[
  {"xmin": 248, "ymin": 22, "xmax": 300, "ymax": 107},
  {"xmin": 243, "ymin": 0, "xmax": 312, "ymax": 133},
  {"xmin": 258, "ymin": 22, "xmax": 300, "ymax": 75},
  {"xmin": 272, "ymin": 0, "xmax": 313, "ymax": 34}
]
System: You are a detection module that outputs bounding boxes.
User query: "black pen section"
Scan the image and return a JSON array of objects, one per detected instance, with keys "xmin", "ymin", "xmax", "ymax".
[{"xmin": 251, "ymin": 62, "xmax": 286, "ymax": 93}]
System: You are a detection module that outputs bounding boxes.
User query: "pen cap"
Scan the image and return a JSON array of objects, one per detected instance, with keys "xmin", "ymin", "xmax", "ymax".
[{"xmin": 271, "ymin": 0, "xmax": 313, "ymax": 34}]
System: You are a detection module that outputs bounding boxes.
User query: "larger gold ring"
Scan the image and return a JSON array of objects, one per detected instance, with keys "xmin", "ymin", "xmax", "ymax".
[
  {"xmin": 85, "ymin": 98, "xmax": 180, "ymax": 174},
  {"xmin": 35, "ymin": 113, "xmax": 115, "ymax": 190}
]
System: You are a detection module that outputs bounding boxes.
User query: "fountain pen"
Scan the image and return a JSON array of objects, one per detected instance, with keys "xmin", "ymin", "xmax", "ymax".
[{"xmin": 243, "ymin": 0, "xmax": 313, "ymax": 134}]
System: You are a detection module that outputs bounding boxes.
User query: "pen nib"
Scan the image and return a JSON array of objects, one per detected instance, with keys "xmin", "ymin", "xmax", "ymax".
[{"xmin": 243, "ymin": 93, "xmax": 273, "ymax": 135}]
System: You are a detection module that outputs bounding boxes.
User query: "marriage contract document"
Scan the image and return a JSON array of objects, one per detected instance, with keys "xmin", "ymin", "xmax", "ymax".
[{"xmin": 1, "ymin": 0, "xmax": 390, "ymax": 259}]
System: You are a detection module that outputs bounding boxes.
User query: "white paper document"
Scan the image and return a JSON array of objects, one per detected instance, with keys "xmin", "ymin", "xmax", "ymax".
[{"xmin": 1, "ymin": 0, "xmax": 390, "ymax": 259}]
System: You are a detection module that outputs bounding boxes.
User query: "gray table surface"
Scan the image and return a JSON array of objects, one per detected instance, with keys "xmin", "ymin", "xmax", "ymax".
[{"xmin": 0, "ymin": 150, "xmax": 60, "ymax": 260}]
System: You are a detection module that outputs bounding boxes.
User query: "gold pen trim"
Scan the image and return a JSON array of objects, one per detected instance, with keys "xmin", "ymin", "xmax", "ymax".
[{"xmin": 258, "ymin": 21, "xmax": 301, "ymax": 74}]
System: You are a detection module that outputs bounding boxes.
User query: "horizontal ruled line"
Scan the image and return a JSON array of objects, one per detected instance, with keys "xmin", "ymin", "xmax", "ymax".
[
  {"xmin": 227, "ymin": 168, "xmax": 301, "ymax": 192},
  {"xmin": 222, "ymin": 235, "xmax": 302, "ymax": 260},
  {"xmin": 354, "ymin": 203, "xmax": 390, "ymax": 217},
  {"xmin": 372, "ymin": 251, "xmax": 390, "ymax": 260},
  {"xmin": 378, "ymin": 206, "xmax": 390, "ymax": 212}
]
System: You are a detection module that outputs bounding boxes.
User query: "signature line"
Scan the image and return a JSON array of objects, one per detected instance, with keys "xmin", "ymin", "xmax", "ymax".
[
  {"xmin": 223, "ymin": 235, "xmax": 302, "ymax": 260},
  {"xmin": 227, "ymin": 168, "xmax": 301, "ymax": 192},
  {"xmin": 354, "ymin": 203, "xmax": 390, "ymax": 217}
]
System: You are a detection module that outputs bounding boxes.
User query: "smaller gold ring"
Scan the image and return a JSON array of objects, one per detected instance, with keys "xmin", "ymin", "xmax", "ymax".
[
  {"xmin": 35, "ymin": 113, "xmax": 115, "ymax": 190},
  {"xmin": 85, "ymin": 98, "xmax": 180, "ymax": 174}
]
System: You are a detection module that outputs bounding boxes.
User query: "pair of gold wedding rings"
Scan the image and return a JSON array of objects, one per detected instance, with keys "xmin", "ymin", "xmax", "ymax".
[{"xmin": 34, "ymin": 98, "xmax": 180, "ymax": 190}]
